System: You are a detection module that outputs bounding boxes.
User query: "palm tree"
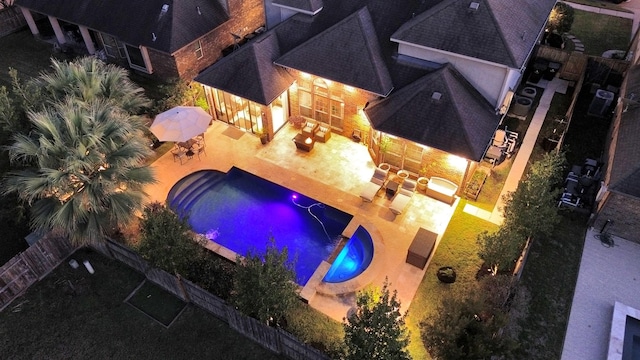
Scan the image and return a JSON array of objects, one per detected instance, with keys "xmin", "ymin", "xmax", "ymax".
[
  {"xmin": 36, "ymin": 56, "xmax": 150, "ymax": 113},
  {"xmin": 4, "ymin": 99, "xmax": 155, "ymax": 245}
]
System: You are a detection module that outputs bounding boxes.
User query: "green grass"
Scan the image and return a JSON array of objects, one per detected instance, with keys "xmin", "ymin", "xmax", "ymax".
[
  {"xmin": 567, "ymin": 0, "xmax": 632, "ymax": 12},
  {"xmin": 0, "ymin": 249, "xmax": 285, "ymax": 360},
  {"xmin": 515, "ymin": 212, "xmax": 588, "ymax": 359},
  {"xmin": 406, "ymin": 202, "xmax": 499, "ymax": 359},
  {"xmin": 287, "ymin": 302, "xmax": 345, "ymax": 356},
  {"xmin": 126, "ymin": 280, "xmax": 186, "ymax": 327},
  {"xmin": 570, "ymin": 9, "xmax": 633, "ymax": 56}
]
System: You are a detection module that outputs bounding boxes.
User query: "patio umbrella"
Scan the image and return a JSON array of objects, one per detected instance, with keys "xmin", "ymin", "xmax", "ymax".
[{"xmin": 149, "ymin": 106, "xmax": 212, "ymax": 142}]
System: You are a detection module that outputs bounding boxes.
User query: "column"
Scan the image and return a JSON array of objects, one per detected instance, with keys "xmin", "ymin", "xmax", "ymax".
[
  {"xmin": 20, "ymin": 8, "xmax": 39, "ymax": 36},
  {"xmin": 78, "ymin": 26, "xmax": 96, "ymax": 55},
  {"xmin": 48, "ymin": 16, "xmax": 66, "ymax": 45}
]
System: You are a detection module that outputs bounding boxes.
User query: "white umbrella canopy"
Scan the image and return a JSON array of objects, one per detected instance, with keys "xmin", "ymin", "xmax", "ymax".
[{"xmin": 150, "ymin": 106, "xmax": 212, "ymax": 142}]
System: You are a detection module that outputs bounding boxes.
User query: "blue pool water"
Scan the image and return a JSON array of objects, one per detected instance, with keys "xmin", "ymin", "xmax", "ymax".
[
  {"xmin": 323, "ymin": 225, "xmax": 374, "ymax": 283},
  {"xmin": 167, "ymin": 168, "xmax": 355, "ymax": 285}
]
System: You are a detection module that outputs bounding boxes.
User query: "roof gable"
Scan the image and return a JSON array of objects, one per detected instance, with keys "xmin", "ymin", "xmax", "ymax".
[
  {"xmin": 194, "ymin": 34, "xmax": 295, "ymax": 105},
  {"xmin": 391, "ymin": 0, "xmax": 556, "ymax": 68},
  {"xmin": 365, "ymin": 63, "xmax": 500, "ymax": 161},
  {"xmin": 272, "ymin": 0, "xmax": 324, "ymax": 14},
  {"xmin": 607, "ymin": 65, "xmax": 640, "ymax": 198},
  {"xmin": 274, "ymin": 7, "xmax": 393, "ymax": 96},
  {"xmin": 15, "ymin": 0, "xmax": 229, "ymax": 53}
]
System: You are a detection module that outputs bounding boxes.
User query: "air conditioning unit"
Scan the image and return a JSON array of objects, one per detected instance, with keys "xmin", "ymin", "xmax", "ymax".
[{"xmin": 588, "ymin": 89, "xmax": 614, "ymax": 116}]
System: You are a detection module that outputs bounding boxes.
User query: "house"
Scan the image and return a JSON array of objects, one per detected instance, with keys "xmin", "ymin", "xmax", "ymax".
[
  {"xmin": 592, "ymin": 63, "xmax": 640, "ymax": 244},
  {"xmin": 14, "ymin": 0, "xmax": 265, "ymax": 79},
  {"xmin": 195, "ymin": 0, "xmax": 556, "ymax": 192}
]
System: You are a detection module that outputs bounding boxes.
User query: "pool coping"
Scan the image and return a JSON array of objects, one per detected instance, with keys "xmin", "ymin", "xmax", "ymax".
[
  {"xmin": 300, "ymin": 217, "xmax": 386, "ymax": 302},
  {"xmin": 608, "ymin": 301, "xmax": 640, "ymax": 360}
]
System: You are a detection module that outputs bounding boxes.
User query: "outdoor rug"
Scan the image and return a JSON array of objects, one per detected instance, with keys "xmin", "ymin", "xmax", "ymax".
[{"xmin": 222, "ymin": 126, "xmax": 245, "ymax": 140}]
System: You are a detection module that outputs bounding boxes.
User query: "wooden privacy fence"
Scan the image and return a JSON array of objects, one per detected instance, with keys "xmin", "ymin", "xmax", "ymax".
[
  {"xmin": 0, "ymin": 235, "xmax": 75, "ymax": 311},
  {"xmin": 92, "ymin": 239, "xmax": 330, "ymax": 360}
]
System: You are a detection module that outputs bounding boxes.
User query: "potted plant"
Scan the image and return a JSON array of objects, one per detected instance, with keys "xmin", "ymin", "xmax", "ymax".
[
  {"xmin": 255, "ymin": 129, "xmax": 268, "ymax": 144},
  {"xmin": 417, "ymin": 165, "xmax": 429, "ymax": 193},
  {"xmin": 437, "ymin": 266, "xmax": 457, "ymax": 283}
]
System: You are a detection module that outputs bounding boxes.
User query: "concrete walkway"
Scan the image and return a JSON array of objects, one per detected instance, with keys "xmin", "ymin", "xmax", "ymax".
[{"xmin": 464, "ymin": 76, "xmax": 570, "ymax": 225}]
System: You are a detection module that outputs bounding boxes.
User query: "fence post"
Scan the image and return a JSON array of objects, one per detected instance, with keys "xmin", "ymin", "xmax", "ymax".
[{"xmin": 176, "ymin": 274, "xmax": 190, "ymax": 303}]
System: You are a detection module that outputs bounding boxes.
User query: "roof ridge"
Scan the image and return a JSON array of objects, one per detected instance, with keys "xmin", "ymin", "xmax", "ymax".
[
  {"xmin": 482, "ymin": 0, "xmax": 518, "ymax": 69},
  {"xmin": 441, "ymin": 65, "xmax": 474, "ymax": 156}
]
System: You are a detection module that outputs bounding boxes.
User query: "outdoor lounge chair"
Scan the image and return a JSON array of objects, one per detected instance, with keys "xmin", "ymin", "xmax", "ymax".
[
  {"xmin": 389, "ymin": 179, "xmax": 417, "ymax": 215},
  {"xmin": 359, "ymin": 167, "xmax": 389, "ymax": 202},
  {"xmin": 314, "ymin": 125, "xmax": 331, "ymax": 142},
  {"xmin": 301, "ymin": 120, "xmax": 319, "ymax": 136}
]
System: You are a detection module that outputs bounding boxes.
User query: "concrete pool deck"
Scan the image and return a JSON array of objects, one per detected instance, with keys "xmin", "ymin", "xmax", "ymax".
[{"xmin": 145, "ymin": 121, "xmax": 456, "ymax": 321}]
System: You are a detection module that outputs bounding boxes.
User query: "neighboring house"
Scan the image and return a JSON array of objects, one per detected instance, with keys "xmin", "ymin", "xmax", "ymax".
[
  {"xmin": 14, "ymin": 0, "xmax": 265, "ymax": 79},
  {"xmin": 195, "ymin": 0, "xmax": 556, "ymax": 191},
  {"xmin": 592, "ymin": 63, "xmax": 640, "ymax": 244}
]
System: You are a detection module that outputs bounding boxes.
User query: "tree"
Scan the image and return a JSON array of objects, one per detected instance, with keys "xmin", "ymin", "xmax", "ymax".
[
  {"xmin": 478, "ymin": 152, "xmax": 564, "ymax": 273},
  {"xmin": 501, "ymin": 151, "xmax": 564, "ymax": 238},
  {"xmin": 343, "ymin": 280, "xmax": 411, "ymax": 360},
  {"xmin": 421, "ymin": 276, "xmax": 528, "ymax": 360},
  {"xmin": 546, "ymin": 2, "xmax": 575, "ymax": 34},
  {"xmin": 136, "ymin": 202, "xmax": 235, "ymax": 299},
  {"xmin": 231, "ymin": 238, "xmax": 298, "ymax": 326},
  {"xmin": 4, "ymin": 99, "xmax": 155, "ymax": 245},
  {"xmin": 137, "ymin": 202, "xmax": 201, "ymax": 275},
  {"xmin": 36, "ymin": 57, "xmax": 150, "ymax": 113}
]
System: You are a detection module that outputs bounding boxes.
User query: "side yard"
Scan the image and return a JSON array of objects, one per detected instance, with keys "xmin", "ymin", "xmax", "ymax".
[{"xmin": 0, "ymin": 248, "xmax": 286, "ymax": 360}]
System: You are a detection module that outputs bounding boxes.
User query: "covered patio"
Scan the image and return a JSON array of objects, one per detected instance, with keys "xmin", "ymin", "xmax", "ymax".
[{"xmin": 144, "ymin": 121, "xmax": 456, "ymax": 321}]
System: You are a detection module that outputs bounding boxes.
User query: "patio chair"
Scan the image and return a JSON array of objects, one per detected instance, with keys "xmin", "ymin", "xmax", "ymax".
[
  {"xmin": 171, "ymin": 148, "xmax": 188, "ymax": 165},
  {"xmin": 359, "ymin": 167, "xmax": 389, "ymax": 202},
  {"xmin": 192, "ymin": 143, "xmax": 207, "ymax": 160},
  {"xmin": 314, "ymin": 125, "xmax": 331, "ymax": 143},
  {"xmin": 389, "ymin": 179, "xmax": 417, "ymax": 215},
  {"xmin": 302, "ymin": 120, "xmax": 319, "ymax": 136}
]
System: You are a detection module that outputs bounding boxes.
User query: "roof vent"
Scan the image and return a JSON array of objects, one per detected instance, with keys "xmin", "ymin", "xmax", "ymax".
[
  {"xmin": 432, "ymin": 92, "xmax": 442, "ymax": 101},
  {"xmin": 161, "ymin": 4, "xmax": 169, "ymax": 13},
  {"xmin": 469, "ymin": 2, "xmax": 480, "ymax": 11}
]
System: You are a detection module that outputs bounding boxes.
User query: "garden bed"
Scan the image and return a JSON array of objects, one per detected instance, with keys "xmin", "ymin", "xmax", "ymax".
[{"xmin": 464, "ymin": 169, "xmax": 489, "ymax": 201}]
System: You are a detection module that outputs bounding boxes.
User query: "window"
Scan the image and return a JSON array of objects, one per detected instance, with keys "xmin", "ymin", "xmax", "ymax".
[
  {"xmin": 124, "ymin": 44, "xmax": 152, "ymax": 74},
  {"xmin": 330, "ymin": 98, "xmax": 344, "ymax": 130},
  {"xmin": 195, "ymin": 40, "xmax": 203, "ymax": 59},
  {"xmin": 297, "ymin": 77, "xmax": 345, "ymax": 130},
  {"xmin": 99, "ymin": 33, "xmax": 124, "ymax": 58},
  {"xmin": 404, "ymin": 143, "xmax": 424, "ymax": 175},
  {"xmin": 299, "ymin": 90, "xmax": 312, "ymax": 118}
]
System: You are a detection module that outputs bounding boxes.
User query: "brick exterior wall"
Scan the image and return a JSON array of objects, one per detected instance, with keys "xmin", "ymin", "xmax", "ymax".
[
  {"xmin": 593, "ymin": 191, "xmax": 640, "ymax": 244},
  {"xmin": 136, "ymin": 0, "xmax": 265, "ymax": 81}
]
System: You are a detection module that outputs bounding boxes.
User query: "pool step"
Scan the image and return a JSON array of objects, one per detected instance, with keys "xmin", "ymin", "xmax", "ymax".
[
  {"xmin": 169, "ymin": 172, "xmax": 225, "ymax": 214},
  {"xmin": 167, "ymin": 171, "xmax": 214, "ymax": 205},
  {"xmin": 168, "ymin": 171, "xmax": 216, "ymax": 208}
]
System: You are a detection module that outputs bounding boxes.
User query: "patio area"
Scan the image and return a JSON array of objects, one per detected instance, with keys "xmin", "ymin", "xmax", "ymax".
[{"xmin": 145, "ymin": 121, "xmax": 456, "ymax": 321}]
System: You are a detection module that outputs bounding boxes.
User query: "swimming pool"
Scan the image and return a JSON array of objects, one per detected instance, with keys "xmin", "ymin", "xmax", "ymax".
[
  {"xmin": 167, "ymin": 167, "xmax": 355, "ymax": 285},
  {"xmin": 323, "ymin": 226, "xmax": 374, "ymax": 283}
]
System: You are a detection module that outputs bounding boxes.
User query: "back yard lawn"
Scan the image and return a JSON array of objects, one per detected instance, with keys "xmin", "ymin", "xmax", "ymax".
[
  {"xmin": 0, "ymin": 248, "xmax": 285, "ymax": 360},
  {"xmin": 570, "ymin": 9, "xmax": 632, "ymax": 56}
]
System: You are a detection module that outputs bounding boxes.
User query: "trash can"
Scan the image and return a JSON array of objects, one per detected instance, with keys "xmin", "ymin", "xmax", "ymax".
[
  {"xmin": 544, "ymin": 62, "xmax": 561, "ymax": 80},
  {"xmin": 528, "ymin": 59, "xmax": 549, "ymax": 84}
]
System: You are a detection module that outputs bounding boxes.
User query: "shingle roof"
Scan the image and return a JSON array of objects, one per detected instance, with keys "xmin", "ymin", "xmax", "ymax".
[
  {"xmin": 272, "ymin": 0, "xmax": 323, "ymax": 13},
  {"xmin": 194, "ymin": 33, "xmax": 294, "ymax": 105},
  {"xmin": 608, "ymin": 65, "xmax": 640, "ymax": 198},
  {"xmin": 274, "ymin": 7, "xmax": 393, "ymax": 96},
  {"xmin": 391, "ymin": 0, "xmax": 556, "ymax": 69},
  {"xmin": 364, "ymin": 63, "xmax": 500, "ymax": 161},
  {"xmin": 15, "ymin": 0, "xmax": 229, "ymax": 54}
]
